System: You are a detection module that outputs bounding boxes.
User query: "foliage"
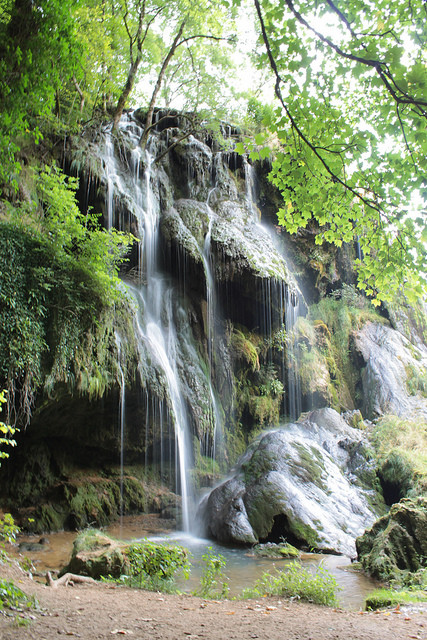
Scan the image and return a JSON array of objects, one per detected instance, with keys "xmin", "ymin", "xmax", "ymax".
[
  {"xmin": 241, "ymin": 560, "xmax": 340, "ymax": 606},
  {"xmin": 0, "ymin": 0, "xmax": 82, "ymax": 186},
  {"xmin": 365, "ymin": 581, "xmax": 427, "ymax": 611},
  {"xmin": 369, "ymin": 414, "xmax": 427, "ymax": 499},
  {"xmin": 193, "ymin": 547, "xmax": 229, "ymax": 599},
  {"xmin": 405, "ymin": 363, "xmax": 427, "ymax": 398},
  {"xmin": 0, "ymin": 165, "xmax": 134, "ymax": 424},
  {"xmin": 0, "ymin": 390, "xmax": 16, "ymax": 461},
  {"xmin": 0, "ymin": 512, "xmax": 20, "ymax": 564},
  {"xmin": 125, "ymin": 540, "xmax": 191, "ymax": 592},
  {"xmin": 239, "ymin": 0, "xmax": 427, "ymax": 306},
  {"xmin": 231, "ymin": 328, "xmax": 260, "ymax": 372},
  {"xmin": 0, "ymin": 579, "xmax": 36, "ymax": 613},
  {"xmin": 294, "ymin": 288, "xmax": 385, "ymax": 411}
]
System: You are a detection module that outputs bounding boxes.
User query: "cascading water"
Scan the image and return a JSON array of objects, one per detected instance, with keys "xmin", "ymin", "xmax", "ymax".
[
  {"xmin": 114, "ymin": 331, "xmax": 126, "ymax": 522},
  {"xmin": 99, "ymin": 112, "xmax": 304, "ymax": 533},
  {"xmin": 243, "ymin": 158, "xmax": 303, "ymax": 421},
  {"xmin": 102, "ymin": 116, "xmax": 195, "ymax": 531}
]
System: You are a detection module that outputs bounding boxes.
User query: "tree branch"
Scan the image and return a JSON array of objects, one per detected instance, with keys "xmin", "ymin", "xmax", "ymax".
[{"xmin": 253, "ymin": 0, "xmax": 382, "ymax": 215}]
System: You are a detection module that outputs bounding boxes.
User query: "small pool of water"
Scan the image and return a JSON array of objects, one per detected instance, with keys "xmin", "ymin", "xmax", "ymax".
[{"xmin": 12, "ymin": 515, "xmax": 378, "ymax": 610}]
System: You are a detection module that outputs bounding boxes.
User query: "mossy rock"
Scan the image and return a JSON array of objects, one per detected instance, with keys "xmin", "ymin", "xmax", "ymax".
[
  {"xmin": 365, "ymin": 586, "xmax": 427, "ymax": 611},
  {"xmin": 250, "ymin": 542, "xmax": 300, "ymax": 558},
  {"xmin": 61, "ymin": 530, "xmax": 129, "ymax": 579},
  {"xmin": 356, "ymin": 497, "xmax": 427, "ymax": 582}
]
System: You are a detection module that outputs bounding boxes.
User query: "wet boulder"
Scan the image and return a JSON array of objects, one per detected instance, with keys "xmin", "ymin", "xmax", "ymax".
[
  {"xmin": 356, "ymin": 497, "xmax": 427, "ymax": 581},
  {"xmin": 199, "ymin": 408, "xmax": 379, "ymax": 556}
]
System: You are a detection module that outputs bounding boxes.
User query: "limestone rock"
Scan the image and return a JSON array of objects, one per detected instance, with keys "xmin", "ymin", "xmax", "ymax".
[
  {"xmin": 198, "ymin": 408, "xmax": 378, "ymax": 556},
  {"xmin": 354, "ymin": 322, "xmax": 427, "ymax": 419}
]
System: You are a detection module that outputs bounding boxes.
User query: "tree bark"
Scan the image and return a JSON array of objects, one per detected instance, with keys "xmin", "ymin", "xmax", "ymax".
[{"xmin": 140, "ymin": 20, "xmax": 186, "ymax": 149}]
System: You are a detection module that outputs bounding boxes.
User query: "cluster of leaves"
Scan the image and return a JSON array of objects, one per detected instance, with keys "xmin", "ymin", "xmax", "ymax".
[
  {"xmin": 241, "ymin": 560, "xmax": 340, "ymax": 606},
  {"xmin": 0, "ymin": 579, "xmax": 36, "ymax": 618},
  {"xmin": 124, "ymin": 540, "xmax": 191, "ymax": 592},
  {"xmin": 0, "ymin": 512, "xmax": 20, "ymax": 564},
  {"xmin": 0, "ymin": 164, "xmax": 133, "ymax": 424},
  {"xmin": 241, "ymin": 0, "xmax": 427, "ymax": 306},
  {"xmin": 192, "ymin": 547, "xmax": 229, "ymax": 599},
  {"xmin": 0, "ymin": 390, "xmax": 16, "ymax": 461}
]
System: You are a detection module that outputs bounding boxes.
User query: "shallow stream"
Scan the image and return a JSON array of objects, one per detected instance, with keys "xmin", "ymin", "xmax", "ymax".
[{"xmin": 12, "ymin": 515, "xmax": 378, "ymax": 611}]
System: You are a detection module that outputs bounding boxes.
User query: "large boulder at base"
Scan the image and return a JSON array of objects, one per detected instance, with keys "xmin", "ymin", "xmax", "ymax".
[
  {"xmin": 356, "ymin": 497, "xmax": 427, "ymax": 581},
  {"xmin": 354, "ymin": 322, "xmax": 427, "ymax": 420},
  {"xmin": 198, "ymin": 408, "xmax": 379, "ymax": 556}
]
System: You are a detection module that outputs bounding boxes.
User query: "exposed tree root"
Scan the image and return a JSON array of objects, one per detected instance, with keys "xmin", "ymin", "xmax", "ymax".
[{"xmin": 46, "ymin": 571, "xmax": 97, "ymax": 588}]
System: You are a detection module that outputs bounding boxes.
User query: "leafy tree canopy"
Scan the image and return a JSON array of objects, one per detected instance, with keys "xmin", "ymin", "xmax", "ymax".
[
  {"xmin": 238, "ymin": 0, "xmax": 427, "ymax": 305},
  {"xmin": 0, "ymin": 0, "xmax": 425, "ymax": 305}
]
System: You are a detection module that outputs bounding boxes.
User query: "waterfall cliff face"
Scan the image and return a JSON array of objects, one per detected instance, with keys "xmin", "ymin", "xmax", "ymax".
[{"xmin": 94, "ymin": 111, "xmax": 302, "ymax": 527}]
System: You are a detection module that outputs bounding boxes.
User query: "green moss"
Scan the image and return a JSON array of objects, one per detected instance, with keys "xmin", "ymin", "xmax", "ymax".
[
  {"xmin": 365, "ymin": 587, "xmax": 427, "ymax": 611},
  {"xmin": 405, "ymin": 363, "xmax": 427, "ymax": 398},
  {"xmin": 290, "ymin": 443, "xmax": 327, "ymax": 491},
  {"xmin": 295, "ymin": 289, "xmax": 386, "ymax": 412},
  {"xmin": 251, "ymin": 542, "xmax": 300, "ymax": 558}
]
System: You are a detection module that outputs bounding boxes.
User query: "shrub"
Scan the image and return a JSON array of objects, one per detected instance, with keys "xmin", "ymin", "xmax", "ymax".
[
  {"xmin": 125, "ymin": 540, "xmax": 191, "ymax": 593},
  {"xmin": 241, "ymin": 561, "xmax": 340, "ymax": 606},
  {"xmin": 0, "ymin": 580, "xmax": 36, "ymax": 612},
  {"xmin": 193, "ymin": 547, "xmax": 229, "ymax": 599}
]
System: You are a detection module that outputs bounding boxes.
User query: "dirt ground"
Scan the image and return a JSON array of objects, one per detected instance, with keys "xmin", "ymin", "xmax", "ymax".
[{"xmin": 1, "ymin": 562, "xmax": 426, "ymax": 640}]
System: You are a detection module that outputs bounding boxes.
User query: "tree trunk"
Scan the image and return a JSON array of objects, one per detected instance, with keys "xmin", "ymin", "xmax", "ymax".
[
  {"xmin": 112, "ymin": 57, "xmax": 141, "ymax": 130},
  {"xmin": 140, "ymin": 21, "xmax": 186, "ymax": 149}
]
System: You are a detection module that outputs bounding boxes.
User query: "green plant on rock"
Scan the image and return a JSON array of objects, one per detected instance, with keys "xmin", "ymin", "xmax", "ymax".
[
  {"xmin": 241, "ymin": 561, "xmax": 340, "ymax": 606},
  {"xmin": 125, "ymin": 540, "xmax": 191, "ymax": 593},
  {"xmin": 405, "ymin": 364, "xmax": 427, "ymax": 398},
  {"xmin": 193, "ymin": 547, "xmax": 229, "ymax": 599},
  {"xmin": 295, "ymin": 290, "xmax": 386, "ymax": 412},
  {"xmin": 365, "ymin": 585, "xmax": 427, "ymax": 611},
  {"xmin": 0, "ymin": 165, "xmax": 134, "ymax": 424},
  {"xmin": 369, "ymin": 415, "xmax": 427, "ymax": 499},
  {"xmin": 230, "ymin": 328, "xmax": 260, "ymax": 372}
]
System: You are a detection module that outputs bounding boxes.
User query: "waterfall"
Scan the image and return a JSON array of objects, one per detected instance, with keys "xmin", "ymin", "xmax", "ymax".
[
  {"xmin": 201, "ymin": 204, "xmax": 224, "ymax": 463},
  {"xmin": 98, "ymin": 112, "xmax": 304, "ymax": 532},
  {"xmin": 243, "ymin": 157, "xmax": 259, "ymax": 223},
  {"xmin": 114, "ymin": 331, "xmax": 126, "ymax": 523},
  {"xmin": 244, "ymin": 158, "xmax": 303, "ymax": 422},
  {"xmin": 102, "ymin": 116, "xmax": 194, "ymax": 531}
]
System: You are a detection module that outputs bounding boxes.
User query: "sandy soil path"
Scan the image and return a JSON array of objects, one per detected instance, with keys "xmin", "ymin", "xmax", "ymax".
[{"xmin": 0, "ymin": 564, "xmax": 426, "ymax": 640}]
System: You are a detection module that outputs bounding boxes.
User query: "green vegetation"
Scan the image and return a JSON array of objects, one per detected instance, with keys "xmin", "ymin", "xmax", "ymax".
[
  {"xmin": 0, "ymin": 166, "xmax": 134, "ymax": 424},
  {"xmin": 240, "ymin": 0, "xmax": 427, "ymax": 306},
  {"xmin": 356, "ymin": 497, "xmax": 427, "ymax": 583},
  {"xmin": 251, "ymin": 542, "xmax": 300, "ymax": 559},
  {"xmin": 231, "ymin": 325, "xmax": 285, "ymax": 433},
  {"xmin": 192, "ymin": 547, "xmax": 229, "ymax": 599},
  {"xmin": 0, "ymin": 390, "xmax": 16, "ymax": 461},
  {"xmin": 365, "ymin": 582, "xmax": 427, "ymax": 611},
  {"xmin": 369, "ymin": 415, "xmax": 427, "ymax": 500},
  {"xmin": 295, "ymin": 287, "xmax": 385, "ymax": 411},
  {"xmin": 241, "ymin": 561, "xmax": 340, "ymax": 606},
  {"xmin": 125, "ymin": 540, "xmax": 190, "ymax": 593},
  {"xmin": 0, "ymin": 579, "xmax": 36, "ymax": 617}
]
